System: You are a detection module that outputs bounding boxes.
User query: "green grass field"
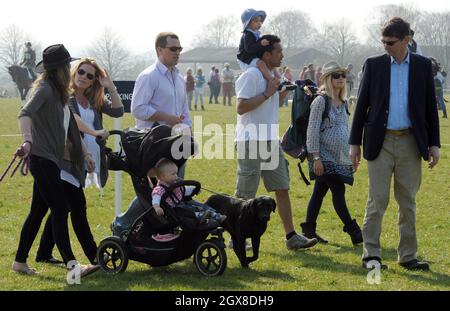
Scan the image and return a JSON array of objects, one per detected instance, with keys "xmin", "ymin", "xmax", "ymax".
[{"xmin": 0, "ymin": 96, "xmax": 449, "ymax": 291}]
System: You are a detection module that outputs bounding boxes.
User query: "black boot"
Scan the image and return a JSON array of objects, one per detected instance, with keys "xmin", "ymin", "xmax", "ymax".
[
  {"xmin": 300, "ymin": 222, "xmax": 328, "ymax": 244},
  {"xmin": 343, "ymin": 219, "xmax": 363, "ymax": 245}
]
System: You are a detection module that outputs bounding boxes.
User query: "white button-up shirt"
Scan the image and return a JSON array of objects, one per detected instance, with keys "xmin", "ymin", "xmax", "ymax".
[{"xmin": 131, "ymin": 60, "xmax": 191, "ymax": 129}]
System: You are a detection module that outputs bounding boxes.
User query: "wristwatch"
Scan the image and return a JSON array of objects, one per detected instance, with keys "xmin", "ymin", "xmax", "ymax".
[{"xmin": 313, "ymin": 156, "xmax": 321, "ymax": 161}]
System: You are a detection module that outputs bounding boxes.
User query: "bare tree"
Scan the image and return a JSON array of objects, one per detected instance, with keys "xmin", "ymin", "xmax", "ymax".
[
  {"xmin": 364, "ymin": 4, "xmax": 421, "ymax": 49},
  {"xmin": 417, "ymin": 12, "xmax": 450, "ymax": 69},
  {"xmin": 315, "ymin": 19, "xmax": 358, "ymax": 66},
  {"xmin": 0, "ymin": 24, "xmax": 26, "ymax": 68},
  {"xmin": 87, "ymin": 27, "xmax": 130, "ymax": 80},
  {"xmin": 193, "ymin": 15, "xmax": 239, "ymax": 48},
  {"xmin": 265, "ymin": 9, "xmax": 316, "ymax": 49}
]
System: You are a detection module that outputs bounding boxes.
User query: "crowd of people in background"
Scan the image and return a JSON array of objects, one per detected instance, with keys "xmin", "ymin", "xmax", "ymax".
[{"xmin": 8, "ymin": 6, "xmax": 445, "ymax": 281}]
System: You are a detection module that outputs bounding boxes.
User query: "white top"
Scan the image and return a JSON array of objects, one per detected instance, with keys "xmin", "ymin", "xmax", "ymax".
[
  {"xmin": 222, "ymin": 68, "xmax": 234, "ymax": 83},
  {"xmin": 235, "ymin": 67, "xmax": 279, "ymax": 142},
  {"xmin": 77, "ymin": 102, "xmax": 101, "ymax": 175},
  {"xmin": 63, "ymin": 104, "xmax": 70, "ymax": 142},
  {"xmin": 60, "ymin": 104, "xmax": 81, "ymax": 188},
  {"xmin": 130, "ymin": 60, "xmax": 192, "ymax": 129}
]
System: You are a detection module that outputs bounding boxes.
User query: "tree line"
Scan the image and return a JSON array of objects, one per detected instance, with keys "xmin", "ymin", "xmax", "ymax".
[
  {"xmin": 194, "ymin": 4, "xmax": 450, "ymax": 71},
  {"xmin": 0, "ymin": 4, "xmax": 448, "ymax": 83}
]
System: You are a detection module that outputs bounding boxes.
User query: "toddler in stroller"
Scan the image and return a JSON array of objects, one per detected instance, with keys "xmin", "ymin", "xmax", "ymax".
[
  {"xmin": 96, "ymin": 125, "xmax": 227, "ymax": 276},
  {"xmin": 151, "ymin": 158, "xmax": 227, "ymax": 226}
]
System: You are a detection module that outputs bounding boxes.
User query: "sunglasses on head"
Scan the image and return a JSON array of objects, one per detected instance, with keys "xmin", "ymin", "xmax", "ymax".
[
  {"xmin": 165, "ymin": 46, "xmax": 183, "ymax": 52},
  {"xmin": 77, "ymin": 69, "xmax": 95, "ymax": 80},
  {"xmin": 331, "ymin": 72, "xmax": 346, "ymax": 79},
  {"xmin": 381, "ymin": 39, "xmax": 400, "ymax": 46}
]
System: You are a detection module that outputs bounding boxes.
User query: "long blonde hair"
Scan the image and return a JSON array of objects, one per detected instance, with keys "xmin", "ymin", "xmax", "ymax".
[
  {"xmin": 33, "ymin": 65, "xmax": 71, "ymax": 105},
  {"xmin": 319, "ymin": 73, "xmax": 347, "ymax": 102},
  {"xmin": 70, "ymin": 57, "xmax": 105, "ymax": 111}
]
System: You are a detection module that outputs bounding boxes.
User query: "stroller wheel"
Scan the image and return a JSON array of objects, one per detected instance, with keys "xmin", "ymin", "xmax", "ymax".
[
  {"xmin": 97, "ymin": 237, "xmax": 128, "ymax": 274},
  {"xmin": 194, "ymin": 239, "xmax": 227, "ymax": 276}
]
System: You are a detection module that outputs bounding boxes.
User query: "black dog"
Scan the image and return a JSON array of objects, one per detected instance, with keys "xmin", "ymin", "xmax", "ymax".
[{"xmin": 205, "ymin": 194, "xmax": 276, "ymax": 267}]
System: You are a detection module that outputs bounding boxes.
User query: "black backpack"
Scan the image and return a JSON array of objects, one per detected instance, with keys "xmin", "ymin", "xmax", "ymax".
[{"xmin": 281, "ymin": 79, "xmax": 347, "ymax": 185}]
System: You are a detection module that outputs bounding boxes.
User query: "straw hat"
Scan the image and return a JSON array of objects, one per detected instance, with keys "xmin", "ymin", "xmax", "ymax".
[{"xmin": 319, "ymin": 61, "xmax": 348, "ymax": 83}]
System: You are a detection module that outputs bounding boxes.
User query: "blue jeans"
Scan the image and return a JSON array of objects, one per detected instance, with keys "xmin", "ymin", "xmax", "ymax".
[
  {"xmin": 178, "ymin": 200, "xmax": 222, "ymax": 222},
  {"xmin": 437, "ymin": 94, "xmax": 447, "ymax": 116}
]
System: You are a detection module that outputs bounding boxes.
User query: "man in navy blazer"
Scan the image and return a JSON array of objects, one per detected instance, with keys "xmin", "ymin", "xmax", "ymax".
[{"xmin": 349, "ymin": 17, "xmax": 440, "ymax": 271}]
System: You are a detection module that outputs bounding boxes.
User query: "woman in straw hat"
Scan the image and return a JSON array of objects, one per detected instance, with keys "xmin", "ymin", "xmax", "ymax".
[{"xmin": 300, "ymin": 61, "xmax": 363, "ymax": 245}]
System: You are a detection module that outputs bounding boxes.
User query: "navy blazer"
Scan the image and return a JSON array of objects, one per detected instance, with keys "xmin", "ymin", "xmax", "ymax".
[
  {"xmin": 349, "ymin": 53, "xmax": 440, "ymax": 161},
  {"xmin": 237, "ymin": 30, "xmax": 264, "ymax": 64}
]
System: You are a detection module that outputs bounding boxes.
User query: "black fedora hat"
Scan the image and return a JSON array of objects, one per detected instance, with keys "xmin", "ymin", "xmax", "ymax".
[{"xmin": 36, "ymin": 44, "xmax": 79, "ymax": 73}]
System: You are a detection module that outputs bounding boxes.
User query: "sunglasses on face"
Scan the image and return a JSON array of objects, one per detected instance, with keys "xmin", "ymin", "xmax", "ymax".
[
  {"xmin": 165, "ymin": 46, "xmax": 183, "ymax": 52},
  {"xmin": 77, "ymin": 69, "xmax": 95, "ymax": 80},
  {"xmin": 331, "ymin": 72, "xmax": 346, "ymax": 79},
  {"xmin": 381, "ymin": 39, "xmax": 400, "ymax": 46}
]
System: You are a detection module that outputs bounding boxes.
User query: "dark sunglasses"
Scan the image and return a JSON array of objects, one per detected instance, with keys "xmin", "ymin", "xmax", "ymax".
[
  {"xmin": 381, "ymin": 39, "xmax": 400, "ymax": 46},
  {"xmin": 165, "ymin": 46, "xmax": 183, "ymax": 52},
  {"xmin": 77, "ymin": 69, "xmax": 95, "ymax": 80},
  {"xmin": 331, "ymin": 72, "xmax": 346, "ymax": 79}
]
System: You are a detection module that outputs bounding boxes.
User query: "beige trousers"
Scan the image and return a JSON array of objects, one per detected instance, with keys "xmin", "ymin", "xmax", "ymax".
[{"xmin": 362, "ymin": 131, "xmax": 422, "ymax": 263}]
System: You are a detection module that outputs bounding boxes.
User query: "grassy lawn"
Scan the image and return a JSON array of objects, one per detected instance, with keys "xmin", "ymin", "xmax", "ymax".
[{"xmin": 0, "ymin": 96, "xmax": 449, "ymax": 291}]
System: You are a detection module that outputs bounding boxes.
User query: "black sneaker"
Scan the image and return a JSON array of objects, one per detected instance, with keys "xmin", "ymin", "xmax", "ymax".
[
  {"xmin": 36, "ymin": 256, "xmax": 64, "ymax": 265},
  {"xmin": 362, "ymin": 257, "xmax": 388, "ymax": 270},
  {"xmin": 399, "ymin": 259, "xmax": 430, "ymax": 271}
]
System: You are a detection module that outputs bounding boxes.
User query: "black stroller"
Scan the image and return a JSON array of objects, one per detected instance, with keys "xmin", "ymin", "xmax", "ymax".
[{"xmin": 96, "ymin": 125, "xmax": 227, "ymax": 276}]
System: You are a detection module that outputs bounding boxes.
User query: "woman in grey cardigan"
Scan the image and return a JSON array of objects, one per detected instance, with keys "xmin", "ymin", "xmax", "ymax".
[
  {"xmin": 35, "ymin": 57, "xmax": 124, "ymax": 265},
  {"xmin": 301, "ymin": 61, "xmax": 363, "ymax": 245},
  {"xmin": 12, "ymin": 44, "xmax": 98, "ymax": 277}
]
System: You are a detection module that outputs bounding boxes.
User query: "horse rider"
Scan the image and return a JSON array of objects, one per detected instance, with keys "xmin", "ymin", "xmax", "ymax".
[{"xmin": 20, "ymin": 42, "xmax": 37, "ymax": 80}]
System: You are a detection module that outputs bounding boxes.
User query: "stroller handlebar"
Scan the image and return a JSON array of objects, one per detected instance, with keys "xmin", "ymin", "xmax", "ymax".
[{"xmin": 108, "ymin": 130, "xmax": 124, "ymax": 136}]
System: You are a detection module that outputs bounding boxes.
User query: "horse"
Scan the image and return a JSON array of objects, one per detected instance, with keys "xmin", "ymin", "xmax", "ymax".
[{"xmin": 7, "ymin": 65, "xmax": 34, "ymax": 101}]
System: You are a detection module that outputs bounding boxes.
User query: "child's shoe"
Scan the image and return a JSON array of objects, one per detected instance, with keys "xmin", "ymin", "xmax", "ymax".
[{"xmin": 199, "ymin": 210, "xmax": 213, "ymax": 223}]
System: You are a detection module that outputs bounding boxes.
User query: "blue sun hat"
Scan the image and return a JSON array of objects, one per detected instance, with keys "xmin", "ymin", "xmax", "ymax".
[{"xmin": 241, "ymin": 9, "xmax": 267, "ymax": 31}]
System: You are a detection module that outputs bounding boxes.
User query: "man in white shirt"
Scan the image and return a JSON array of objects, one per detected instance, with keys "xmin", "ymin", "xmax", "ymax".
[
  {"xmin": 235, "ymin": 34, "xmax": 318, "ymax": 250},
  {"xmin": 131, "ymin": 32, "xmax": 192, "ymax": 177},
  {"xmin": 131, "ymin": 32, "xmax": 191, "ymax": 130}
]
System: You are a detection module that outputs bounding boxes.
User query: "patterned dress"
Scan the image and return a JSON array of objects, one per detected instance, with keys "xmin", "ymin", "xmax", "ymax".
[{"xmin": 306, "ymin": 95, "xmax": 354, "ymax": 185}]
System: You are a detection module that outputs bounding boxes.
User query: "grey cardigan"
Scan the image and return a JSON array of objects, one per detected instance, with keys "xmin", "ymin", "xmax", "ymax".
[
  {"xmin": 19, "ymin": 81, "xmax": 86, "ymax": 185},
  {"xmin": 69, "ymin": 96, "xmax": 124, "ymax": 187}
]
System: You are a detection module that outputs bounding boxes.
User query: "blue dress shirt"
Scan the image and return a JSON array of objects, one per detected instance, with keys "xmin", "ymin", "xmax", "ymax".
[{"xmin": 387, "ymin": 52, "xmax": 411, "ymax": 130}]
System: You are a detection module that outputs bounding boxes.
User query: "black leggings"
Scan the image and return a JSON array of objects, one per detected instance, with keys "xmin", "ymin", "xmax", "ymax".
[
  {"xmin": 36, "ymin": 181, "xmax": 97, "ymax": 264},
  {"xmin": 306, "ymin": 176, "xmax": 353, "ymax": 226},
  {"xmin": 15, "ymin": 156, "xmax": 75, "ymax": 264}
]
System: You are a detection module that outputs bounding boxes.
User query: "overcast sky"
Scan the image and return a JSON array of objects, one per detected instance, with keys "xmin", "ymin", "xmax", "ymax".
[{"xmin": 2, "ymin": 0, "xmax": 449, "ymax": 55}]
